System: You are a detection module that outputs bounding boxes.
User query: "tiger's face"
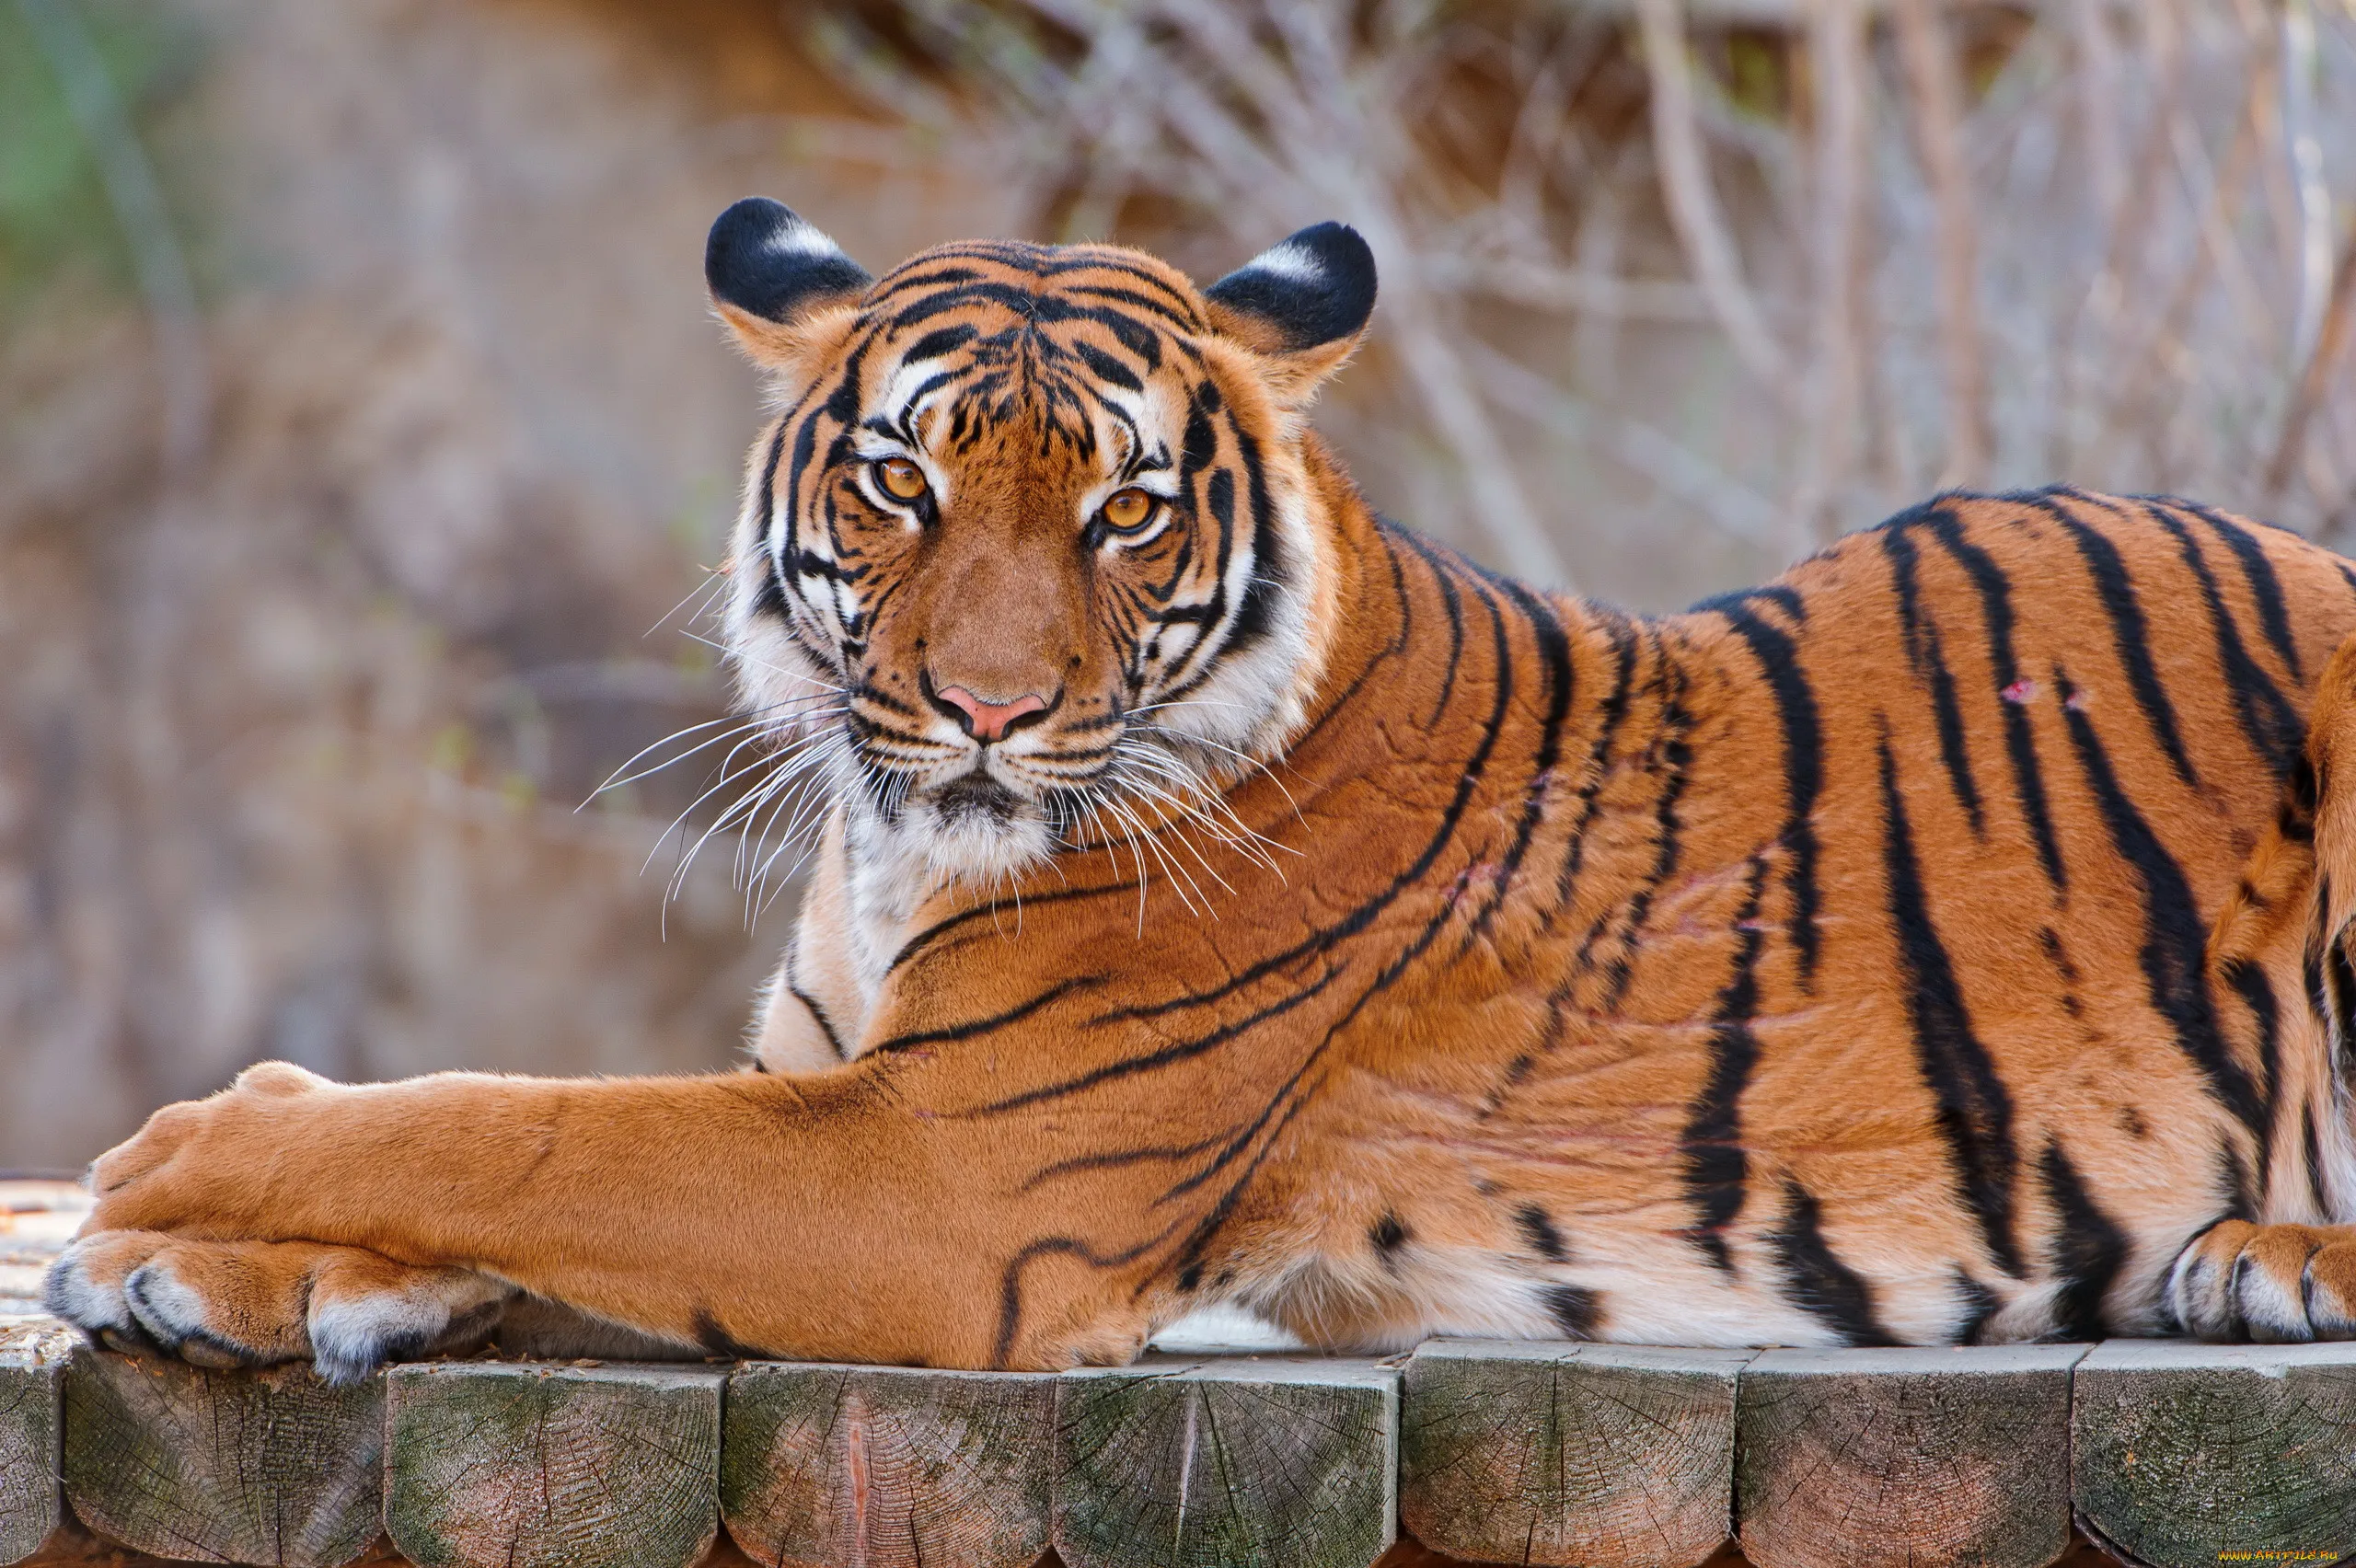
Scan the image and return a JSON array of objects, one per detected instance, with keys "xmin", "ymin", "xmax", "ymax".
[{"xmin": 708, "ymin": 202, "xmax": 1377, "ymax": 886}]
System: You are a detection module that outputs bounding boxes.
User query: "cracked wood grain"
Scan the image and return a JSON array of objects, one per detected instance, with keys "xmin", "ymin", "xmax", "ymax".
[
  {"xmin": 1400, "ymin": 1340, "xmax": 1750, "ymax": 1568},
  {"xmin": 1054, "ymin": 1355, "xmax": 1396, "ymax": 1568},
  {"xmin": 1737, "ymin": 1345, "xmax": 2084, "ymax": 1568},
  {"xmin": 384, "ymin": 1361, "xmax": 722, "ymax": 1568},
  {"xmin": 0, "ymin": 1320, "xmax": 73, "ymax": 1567},
  {"xmin": 720, "ymin": 1362, "xmax": 1053, "ymax": 1568},
  {"xmin": 2072, "ymin": 1341, "xmax": 2356, "ymax": 1568},
  {"xmin": 61, "ymin": 1346, "xmax": 384, "ymax": 1567}
]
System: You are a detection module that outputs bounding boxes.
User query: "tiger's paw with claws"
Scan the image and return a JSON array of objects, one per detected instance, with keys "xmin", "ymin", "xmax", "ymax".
[{"xmin": 44, "ymin": 1230, "xmax": 514, "ymax": 1385}]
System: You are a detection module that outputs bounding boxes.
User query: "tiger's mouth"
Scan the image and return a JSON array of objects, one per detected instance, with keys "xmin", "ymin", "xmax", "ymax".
[{"xmin": 929, "ymin": 773, "xmax": 1022, "ymax": 824}]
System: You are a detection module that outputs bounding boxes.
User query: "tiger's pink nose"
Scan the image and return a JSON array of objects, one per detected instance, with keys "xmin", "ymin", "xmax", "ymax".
[{"xmin": 934, "ymin": 685, "xmax": 1049, "ymax": 743}]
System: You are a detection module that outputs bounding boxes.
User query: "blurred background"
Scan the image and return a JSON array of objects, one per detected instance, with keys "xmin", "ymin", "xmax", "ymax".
[{"xmin": 3, "ymin": 0, "xmax": 2352, "ymax": 1170}]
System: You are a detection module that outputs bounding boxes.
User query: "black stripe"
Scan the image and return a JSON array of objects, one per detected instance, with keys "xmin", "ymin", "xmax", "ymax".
[
  {"xmin": 1920, "ymin": 509, "xmax": 2070, "ymax": 889},
  {"xmin": 870, "ymin": 974, "xmax": 1102, "ymax": 1055},
  {"xmin": 751, "ymin": 423, "xmax": 790, "ymax": 618},
  {"xmin": 692, "ymin": 1309, "xmax": 768, "ymax": 1360},
  {"xmin": 1417, "ymin": 530, "xmax": 1467, "ymax": 728},
  {"xmin": 1227, "ymin": 410, "xmax": 1286, "ymax": 662},
  {"xmin": 2327, "ymin": 933, "xmax": 2356, "ymax": 1089},
  {"xmin": 1596, "ymin": 670, "xmax": 1695, "ymax": 1010},
  {"xmin": 2141, "ymin": 501, "xmax": 2303, "ymax": 778},
  {"xmin": 2058, "ymin": 669, "xmax": 2268, "ymax": 1139},
  {"xmin": 2178, "ymin": 499, "xmax": 2304, "ymax": 682},
  {"xmin": 1769, "ymin": 1177, "xmax": 1899, "ymax": 1345},
  {"xmin": 887, "ymin": 880, "xmax": 1138, "ymax": 974},
  {"xmin": 2038, "ymin": 1141, "xmax": 2127, "ymax": 1341},
  {"xmin": 1680, "ymin": 854, "xmax": 1772, "ymax": 1269},
  {"xmin": 972, "ymin": 965, "xmax": 1343, "ymax": 1115},
  {"xmin": 899, "ymin": 323, "xmax": 977, "ymax": 363},
  {"xmin": 1541, "ymin": 1284, "xmax": 1602, "ymax": 1339},
  {"xmin": 1951, "ymin": 1268, "xmax": 2003, "ymax": 1344},
  {"xmin": 990, "ymin": 1228, "xmax": 1177, "ymax": 1369},
  {"xmin": 1150, "ymin": 1001, "xmax": 1349, "ymax": 1208},
  {"xmin": 1056, "ymin": 336, "xmax": 1137, "ymax": 393},
  {"xmin": 1692, "ymin": 584, "xmax": 1806, "ymax": 621},
  {"xmin": 867, "ymin": 262, "xmax": 987, "ymax": 298},
  {"xmin": 2216, "ymin": 1139, "xmax": 2257, "ymax": 1222},
  {"xmin": 1515, "ymin": 1204, "xmax": 1570, "ymax": 1262},
  {"xmin": 2024, "ymin": 492, "xmax": 2202, "ymax": 792},
  {"xmin": 2305, "ymin": 1101, "xmax": 2330, "ymax": 1217},
  {"xmin": 1277, "ymin": 521, "xmax": 1415, "ymax": 755},
  {"xmin": 1879, "ymin": 733, "xmax": 2026, "ymax": 1277},
  {"xmin": 787, "ymin": 982, "xmax": 848, "ymax": 1062},
  {"xmin": 1159, "ymin": 1066, "xmax": 1324, "ymax": 1288},
  {"xmin": 2039, "ymin": 926, "xmax": 2087, "ymax": 1020},
  {"xmin": 1555, "ymin": 616, "xmax": 1643, "ymax": 893},
  {"xmin": 1149, "ymin": 383, "xmax": 1232, "ymax": 694},
  {"xmin": 1470, "ymin": 580, "xmax": 1576, "ymax": 937},
  {"xmin": 1882, "ymin": 519, "xmax": 1985, "ymax": 836},
  {"xmin": 1018, "ymin": 1130, "xmax": 1229, "ymax": 1191},
  {"xmin": 2222, "ymin": 955, "xmax": 2282, "ymax": 1184},
  {"xmin": 1712, "ymin": 604, "xmax": 1824, "ymax": 988}
]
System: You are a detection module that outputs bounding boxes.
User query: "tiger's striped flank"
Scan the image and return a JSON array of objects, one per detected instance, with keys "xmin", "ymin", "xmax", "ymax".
[{"xmin": 50, "ymin": 212, "xmax": 2356, "ymax": 1379}]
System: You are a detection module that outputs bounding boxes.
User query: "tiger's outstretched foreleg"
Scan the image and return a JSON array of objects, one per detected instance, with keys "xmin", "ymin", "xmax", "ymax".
[
  {"xmin": 49, "ymin": 1057, "xmax": 1181, "ymax": 1376},
  {"xmin": 2168, "ymin": 627, "xmax": 2356, "ymax": 1343}
]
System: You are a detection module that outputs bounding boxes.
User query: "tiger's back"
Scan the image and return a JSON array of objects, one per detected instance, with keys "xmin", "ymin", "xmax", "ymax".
[{"xmin": 873, "ymin": 482, "xmax": 2356, "ymax": 1355}]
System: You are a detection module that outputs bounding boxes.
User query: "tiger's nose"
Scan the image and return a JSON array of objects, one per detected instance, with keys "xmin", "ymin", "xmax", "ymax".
[{"xmin": 932, "ymin": 685, "xmax": 1051, "ymax": 744}]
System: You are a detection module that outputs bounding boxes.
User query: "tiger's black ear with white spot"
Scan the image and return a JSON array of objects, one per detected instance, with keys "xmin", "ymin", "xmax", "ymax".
[
  {"xmin": 1204, "ymin": 222, "xmax": 1377, "ymax": 409},
  {"xmin": 705, "ymin": 198, "xmax": 872, "ymax": 369}
]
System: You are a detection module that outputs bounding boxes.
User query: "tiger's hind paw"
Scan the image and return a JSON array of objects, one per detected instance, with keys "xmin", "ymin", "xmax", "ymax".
[
  {"xmin": 45, "ymin": 1232, "xmax": 514, "ymax": 1383},
  {"xmin": 2166, "ymin": 1219, "xmax": 2356, "ymax": 1343}
]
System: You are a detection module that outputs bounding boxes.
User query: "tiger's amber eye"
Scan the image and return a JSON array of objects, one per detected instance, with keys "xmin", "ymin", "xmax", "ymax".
[
  {"xmin": 874, "ymin": 457, "xmax": 929, "ymax": 502},
  {"xmin": 1101, "ymin": 488, "xmax": 1155, "ymax": 533}
]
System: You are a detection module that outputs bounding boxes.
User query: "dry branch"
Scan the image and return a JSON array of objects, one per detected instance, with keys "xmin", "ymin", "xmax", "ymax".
[
  {"xmin": 1634, "ymin": 0, "xmax": 1797, "ymax": 398},
  {"xmin": 1794, "ymin": 0, "xmax": 1871, "ymax": 543},
  {"xmin": 2268, "ymin": 217, "xmax": 2356, "ymax": 502},
  {"xmin": 1894, "ymin": 0, "xmax": 1993, "ymax": 485}
]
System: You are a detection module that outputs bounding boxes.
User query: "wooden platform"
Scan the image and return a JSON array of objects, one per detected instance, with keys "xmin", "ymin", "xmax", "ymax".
[
  {"xmin": 17, "ymin": 1314, "xmax": 2356, "ymax": 1567},
  {"xmin": 0, "ymin": 1183, "xmax": 2337, "ymax": 1567}
]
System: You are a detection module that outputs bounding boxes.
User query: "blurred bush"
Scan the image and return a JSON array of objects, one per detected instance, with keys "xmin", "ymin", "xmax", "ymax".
[{"xmin": 2, "ymin": 0, "xmax": 2351, "ymax": 1168}]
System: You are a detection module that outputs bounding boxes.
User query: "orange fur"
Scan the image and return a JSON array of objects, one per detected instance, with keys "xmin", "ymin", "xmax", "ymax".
[{"xmin": 51, "ymin": 227, "xmax": 2356, "ymax": 1373}]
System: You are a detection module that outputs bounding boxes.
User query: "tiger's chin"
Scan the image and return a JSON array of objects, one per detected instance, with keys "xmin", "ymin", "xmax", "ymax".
[{"xmin": 903, "ymin": 774, "xmax": 1060, "ymax": 887}]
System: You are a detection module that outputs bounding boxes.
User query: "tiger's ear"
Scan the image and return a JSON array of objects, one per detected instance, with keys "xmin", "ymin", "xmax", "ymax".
[
  {"xmin": 1203, "ymin": 222, "xmax": 1377, "ymax": 409},
  {"xmin": 705, "ymin": 198, "xmax": 872, "ymax": 370}
]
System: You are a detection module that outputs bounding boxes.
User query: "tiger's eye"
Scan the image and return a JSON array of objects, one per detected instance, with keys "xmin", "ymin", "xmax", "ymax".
[
  {"xmin": 1101, "ymin": 488, "xmax": 1155, "ymax": 533},
  {"xmin": 875, "ymin": 457, "xmax": 929, "ymax": 502}
]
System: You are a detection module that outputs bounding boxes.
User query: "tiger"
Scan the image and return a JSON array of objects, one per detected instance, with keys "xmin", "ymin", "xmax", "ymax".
[{"xmin": 44, "ymin": 197, "xmax": 2356, "ymax": 1383}]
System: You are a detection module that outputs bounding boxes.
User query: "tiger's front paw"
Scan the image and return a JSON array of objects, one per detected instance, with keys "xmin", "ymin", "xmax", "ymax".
[
  {"xmin": 2167, "ymin": 1219, "xmax": 2356, "ymax": 1343},
  {"xmin": 45, "ymin": 1231, "xmax": 514, "ymax": 1384},
  {"xmin": 84, "ymin": 1061, "xmax": 339, "ymax": 1237}
]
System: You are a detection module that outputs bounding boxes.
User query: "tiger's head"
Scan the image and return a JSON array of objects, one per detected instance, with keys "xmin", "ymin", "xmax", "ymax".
[{"xmin": 708, "ymin": 200, "xmax": 1376, "ymax": 888}]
